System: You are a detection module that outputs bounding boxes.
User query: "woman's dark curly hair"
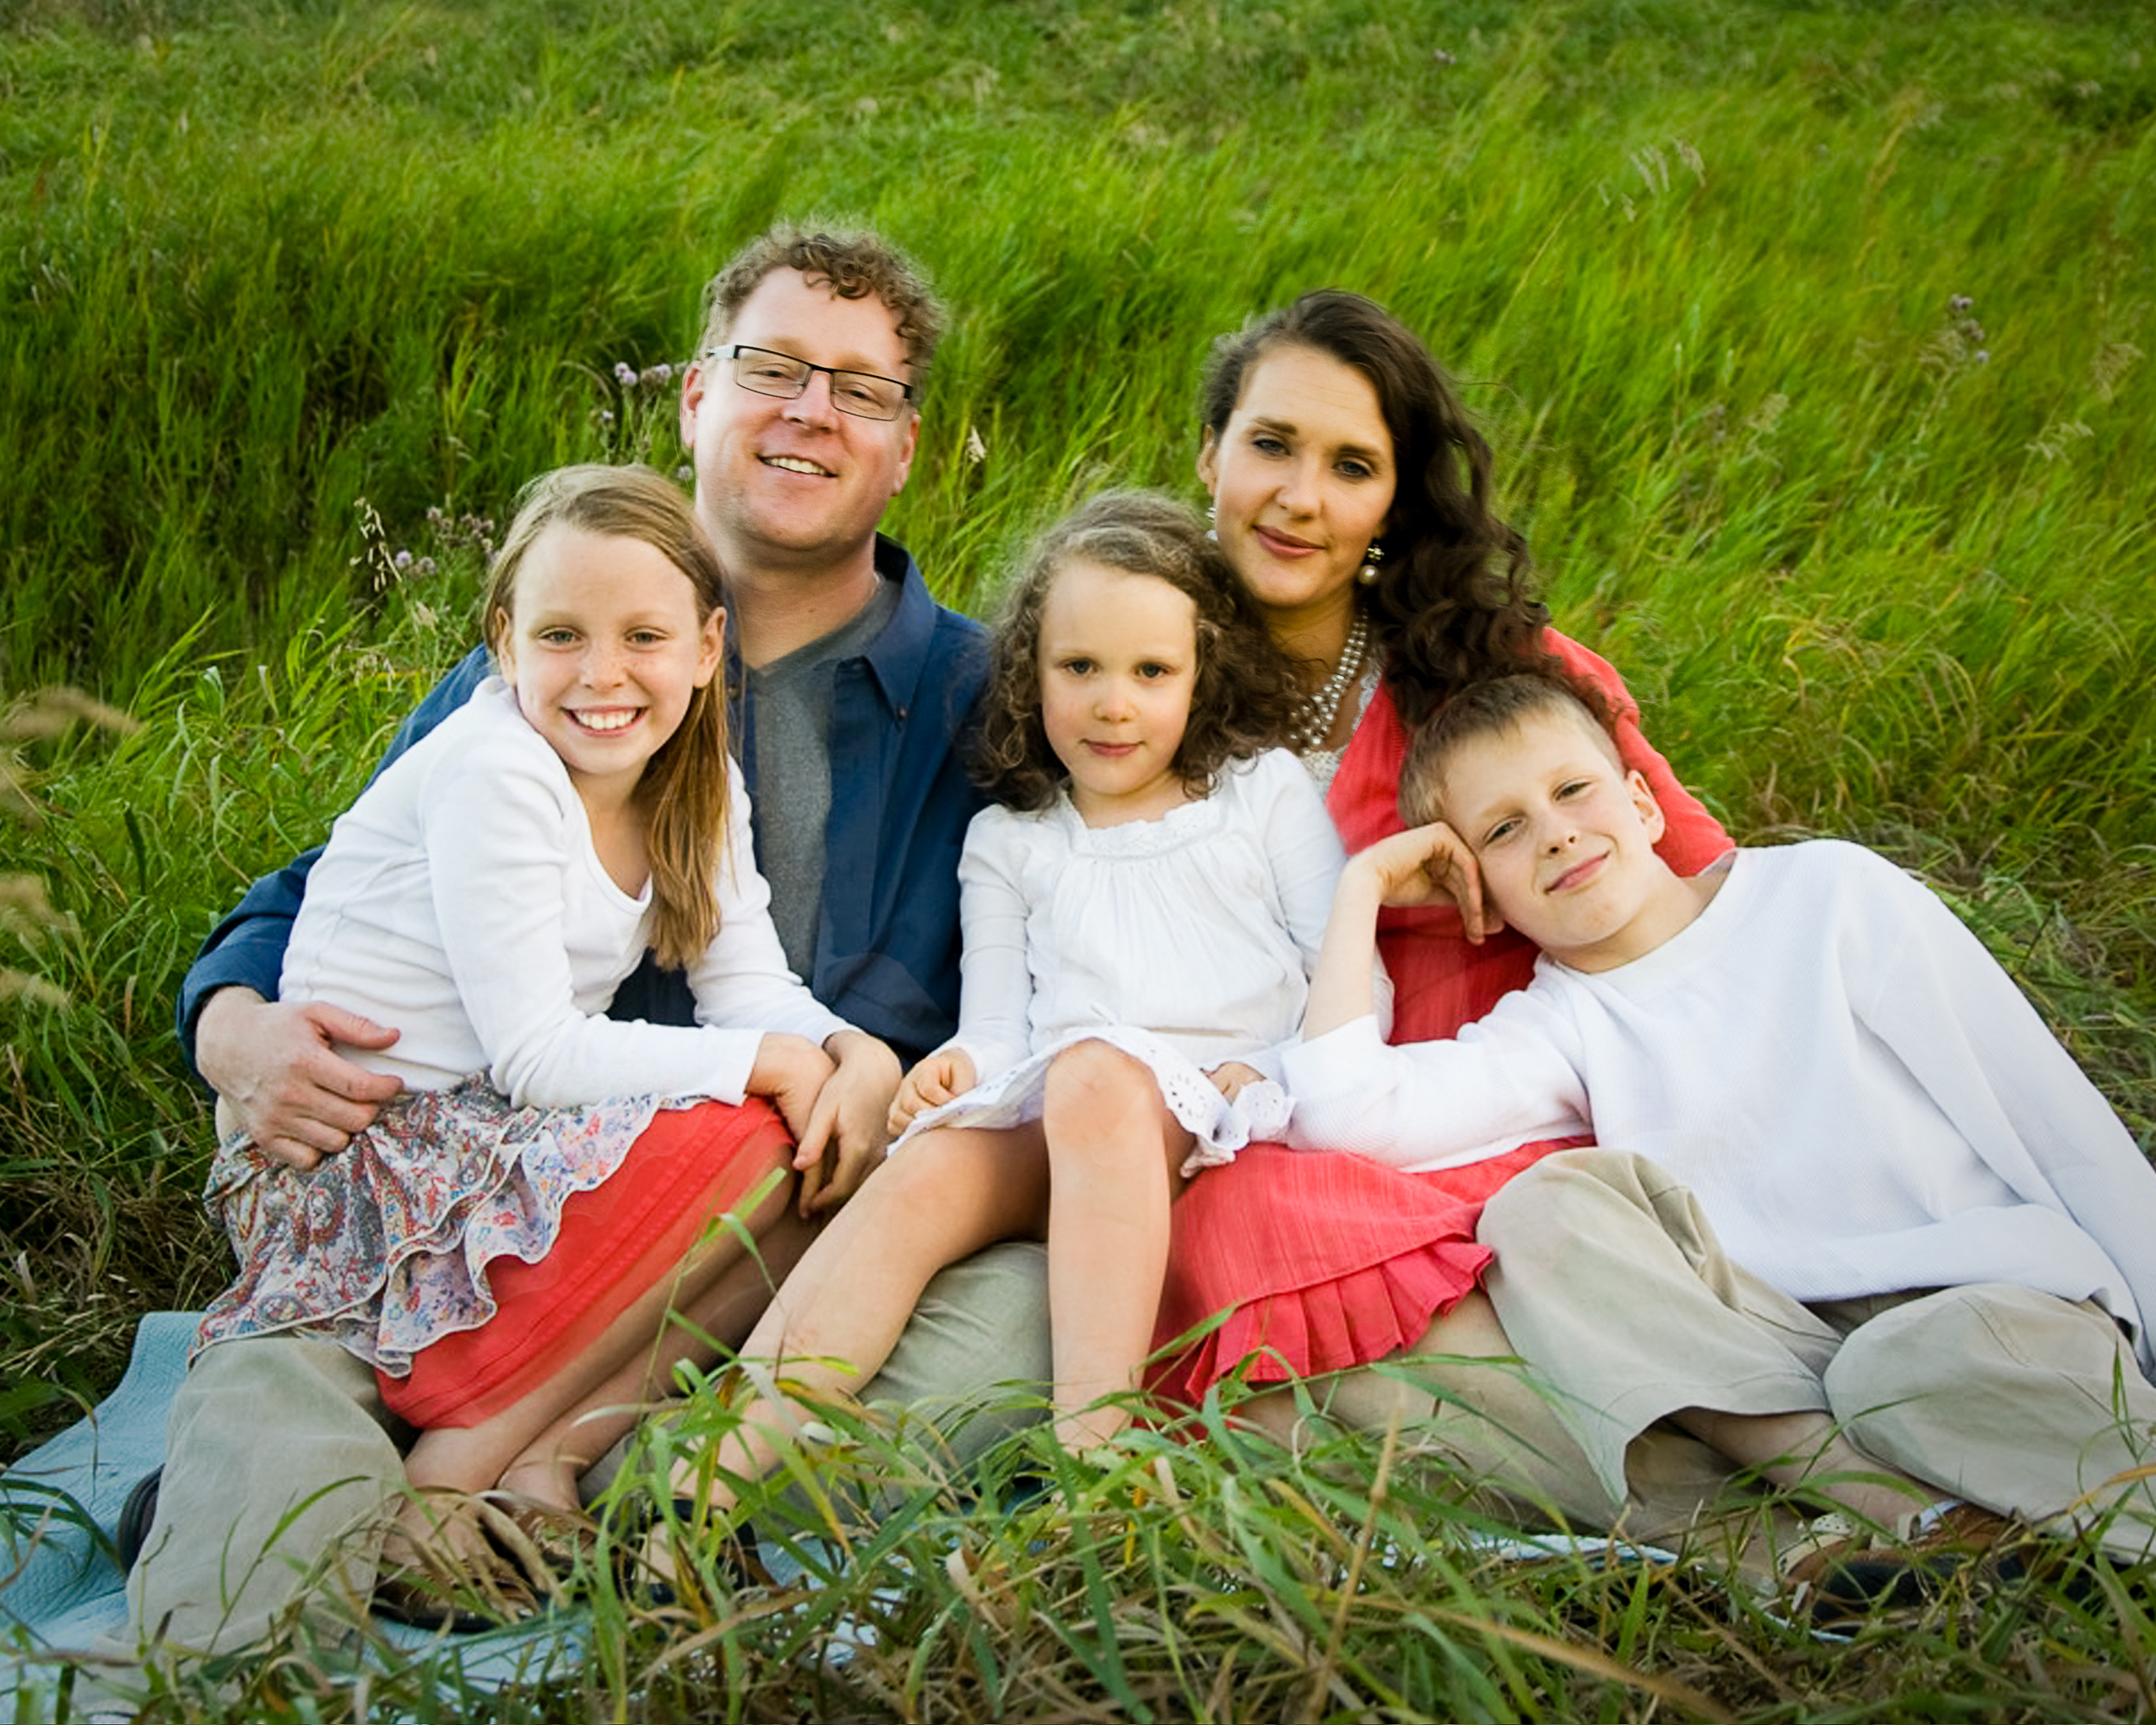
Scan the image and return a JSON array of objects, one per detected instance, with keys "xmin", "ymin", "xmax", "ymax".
[
  {"xmin": 1200, "ymin": 290, "xmax": 1561, "ymax": 728},
  {"xmin": 973, "ymin": 490, "xmax": 1302, "ymax": 814}
]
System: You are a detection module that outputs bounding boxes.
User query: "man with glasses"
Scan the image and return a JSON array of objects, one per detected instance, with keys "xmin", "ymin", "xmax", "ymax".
[{"xmin": 123, "ymin": 226, "xmax": 1050, "ymax": 1661}]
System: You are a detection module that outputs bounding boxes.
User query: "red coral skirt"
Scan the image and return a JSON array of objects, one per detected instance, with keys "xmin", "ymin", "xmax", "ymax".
[
  {"xmin": 1149, "ymin": 1138, "xmax": 1583, "ymax": 1409},
  {"xmin": 383, "ymin": 1098, "xmax": 795, "ymax": 1429}
]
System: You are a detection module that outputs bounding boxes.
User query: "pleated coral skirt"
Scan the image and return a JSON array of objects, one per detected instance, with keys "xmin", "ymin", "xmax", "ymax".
[{"xmin": 1149, "ymin": 1138, "xmax": 1583, "ymax": 1408}]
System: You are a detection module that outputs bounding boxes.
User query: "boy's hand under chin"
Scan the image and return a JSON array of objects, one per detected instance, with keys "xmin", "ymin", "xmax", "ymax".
[
  {"xmin": 1354, "ymin": 822, "xmax": 1501, "ymax": 944},
  {"xmin": 1303, "ymin": 823, "xmax": 1498, "ymax": 1043}
]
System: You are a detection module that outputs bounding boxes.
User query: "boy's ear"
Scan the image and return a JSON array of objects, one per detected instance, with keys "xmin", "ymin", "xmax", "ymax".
[{"xmin": 1626, "ymin": 770, "xmax": 1666, "ymax": 844}]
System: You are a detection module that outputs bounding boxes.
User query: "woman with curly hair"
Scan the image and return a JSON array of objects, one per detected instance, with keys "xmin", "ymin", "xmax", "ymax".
[
  {"xmin": 658, "ymin": 490, "xmax": 1491, "ymax": 1530},
  {"xmin": 1158, "ymin": 293, "xmax": 1741, "ymax": 1534}
]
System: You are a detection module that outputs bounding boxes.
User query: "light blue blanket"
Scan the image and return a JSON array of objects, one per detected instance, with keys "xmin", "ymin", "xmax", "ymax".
[
  {"xmin": 0, "ymin": 1315, "xmax": 594, "ymax": 1708},
  {"xmin": 0, "ymin": 1312, "xmax": 188, "ymax": 1662}
]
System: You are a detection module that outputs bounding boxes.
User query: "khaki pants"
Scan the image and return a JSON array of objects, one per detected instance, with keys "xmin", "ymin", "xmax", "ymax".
[
  {"xmin": 1276, "ymin": 1289, "xmax": 1749, "ymax": 1549},
  {"xmin": 1479, "ymin": 1149, "xmax": 2156, "ymax": 1562},
  {"xmin": 118, "ymin": 1241, "xmax": 1051, "ymax": 1658}
]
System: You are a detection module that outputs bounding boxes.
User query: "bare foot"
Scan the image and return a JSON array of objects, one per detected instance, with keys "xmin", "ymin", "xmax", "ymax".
[
  {"xmin": 496, "ymin": 1458, "xmax": 582, "ymax": 1517},
  {"xmin": 374, "ymin": 1489, "xmax": 548, "ymax": 1628}
]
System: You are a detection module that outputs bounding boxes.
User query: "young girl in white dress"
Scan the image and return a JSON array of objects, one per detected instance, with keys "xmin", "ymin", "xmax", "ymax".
[
  {"xmin": 195, "ymin": 466, "xmax": 888, "ymax": 1616},
  {"xmin": 660, "ymin": 490, "xmax": 1368, "ymax": 1530}
]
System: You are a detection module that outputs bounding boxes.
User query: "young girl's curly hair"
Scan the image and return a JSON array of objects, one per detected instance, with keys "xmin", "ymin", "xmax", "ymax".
[
  {"xmin": 1201, "ymin": 290, "xmax": 1564, "ymax": 727},
  {"xmin": 484, "ymin": 464, "xmax": 730, "ymax": 972},
  {"xmin": 972, "ymin": 491, "xmax": 1302, "ymax": 813}
]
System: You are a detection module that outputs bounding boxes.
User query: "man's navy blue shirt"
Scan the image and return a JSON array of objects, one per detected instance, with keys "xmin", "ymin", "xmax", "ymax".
[{"xmin": 178, "ymin": 536, "xmax": 987, "ymax": 1072}]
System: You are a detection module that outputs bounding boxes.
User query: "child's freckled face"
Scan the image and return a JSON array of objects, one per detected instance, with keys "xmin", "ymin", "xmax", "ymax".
[
  {"xmin": 1036, "ymin": 558, "xmax": 1200, "ymax": 827},
  {"xmin": 495, "ymin": 524, "xmax": 723, "ymax": 809},
  {"xmin": 1438, "ymin": 708, "xmax": 1684, "ymax": 972}
]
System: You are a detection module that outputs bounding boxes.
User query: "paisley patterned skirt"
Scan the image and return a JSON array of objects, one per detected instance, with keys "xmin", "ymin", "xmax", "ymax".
[{"xmin": 195, "ymin": 1078, "xmax": 793, "ymax": 1427}]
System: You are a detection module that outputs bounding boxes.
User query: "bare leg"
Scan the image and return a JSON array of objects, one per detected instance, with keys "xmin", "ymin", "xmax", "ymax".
[
  {"xmin": 1038, "ymin": 1041, "xmax": 1191, "ymax": 1450},
  {"xmin": 1674, "ymin": 1406, "xmax": 1928, "ymax": 1527},
  {"xmin": 392, "ymin": 1162, "xmax": 811, "ymax": 1560},
  {"xmin": 492, "ymin": 1202, "xmax": 821, "ymax": 1509},
  {"xmin": 669, "ymin": 1124, "xmax": 1051, "ymax": 1515}
]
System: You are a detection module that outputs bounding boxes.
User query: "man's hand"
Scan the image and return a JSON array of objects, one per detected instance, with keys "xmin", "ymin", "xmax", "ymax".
[
  {"xmin": 745, "ymin": 1031, "xmax": 838, "ymax": 1142},
  {"xmin": 793, "ymin": 1030, "xmax": 903, "ymax": 1217},
  {"xmin": 1207, "ymin": 1061, "xmax": 1266, "ymax": 1104},
  {"xmin": 887, "ymin": 1047, "xmax": 977, "ymax": 1138},
  {"xmin": 194, "ymin": 988, "xmax": 404, "ymax": 1171}
]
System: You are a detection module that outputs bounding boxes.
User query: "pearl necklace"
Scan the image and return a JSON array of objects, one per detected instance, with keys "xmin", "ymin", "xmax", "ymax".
[{"xmin": 1294, "ymin": 608, "xmax": 1370, "ymax": 755}]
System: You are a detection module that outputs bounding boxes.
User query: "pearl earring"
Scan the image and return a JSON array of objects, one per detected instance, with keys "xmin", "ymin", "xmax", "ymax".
[
  {"xmin": 1204, "ymin": 500, "xmax": 1217, "ymax": 543},
  {"xmin": 1356, "ymin": 542, "xmax": 1385, "ymax": 586}
]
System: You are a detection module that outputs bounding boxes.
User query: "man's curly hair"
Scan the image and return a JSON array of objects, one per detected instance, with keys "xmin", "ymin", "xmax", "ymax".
[
  {"xmin": 696, "ymin": 224, "xmax": 944, "ymax": 384},
  {"xmin": 972, "ymin": 490, "xmax": 1303, "ymax": 814}
]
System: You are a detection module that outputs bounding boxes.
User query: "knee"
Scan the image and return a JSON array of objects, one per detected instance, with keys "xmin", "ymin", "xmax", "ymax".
[
  {"xmin": 1825, "ymin": 1284, "xmax": 2096, "ymax": 1417},
  {"xmin": 1480, "ymin": 1148, "xmax": 1671, "ymax": 1262},
  {"xmin": 1041, "ymin": 1041, "xmax": 1156, "ymax": 1143}
]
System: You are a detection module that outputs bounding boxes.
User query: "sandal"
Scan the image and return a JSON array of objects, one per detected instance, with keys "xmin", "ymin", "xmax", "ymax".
[
  {"xmin": 1783, "ymin": 1500, "xmax": 2017, "ymax": 1624},
  {"xmin": 484, "ymin": 1491, "xmax": 604, "ymax": 1583},
  {"xmin": 370, "ymin": 1565, "xmax": 512, "ymax": 1634},
  {"xmin": 369, "ymin": 1491, "xmax": 552, "ymax": 1632}
]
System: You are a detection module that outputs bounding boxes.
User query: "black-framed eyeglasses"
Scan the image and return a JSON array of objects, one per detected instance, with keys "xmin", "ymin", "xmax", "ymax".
[{"xmin": 706, "ymin": 344, "xmax": 915, "ymax": 422}]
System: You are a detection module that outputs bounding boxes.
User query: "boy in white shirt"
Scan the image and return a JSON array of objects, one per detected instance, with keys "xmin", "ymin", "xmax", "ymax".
[{"xmin": 1284, "ymin": 670, "xmax": 2156, "ymax": 1601}]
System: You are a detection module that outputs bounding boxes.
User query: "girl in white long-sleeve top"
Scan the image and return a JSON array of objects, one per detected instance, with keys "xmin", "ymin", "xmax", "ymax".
[
  {"xmin": 656, "ymin": 491, "xmax": 1490, "ymax": 1562},
  {"xmin": 197, "ymin": 466, "xmax": 890, "ymax": 1617}
]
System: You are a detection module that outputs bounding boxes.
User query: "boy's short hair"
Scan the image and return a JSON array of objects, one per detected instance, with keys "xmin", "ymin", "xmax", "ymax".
[
  {"xmin": 1401, "ymin": 671, "xmax": 1622, "ymax": 828},
  {"xmin": 696, "ymin": 224, "xmax": 945, "ymax": 383}
]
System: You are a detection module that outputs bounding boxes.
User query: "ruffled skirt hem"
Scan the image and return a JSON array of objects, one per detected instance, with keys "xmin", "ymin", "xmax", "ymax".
[
  {"xmin": 1148, "ymin": 1138, "xmax": 1583, "ymax": 1405},
  {"xmin": 194, "ymin": 1080, "xmax": 789, "ymax": 1421}
]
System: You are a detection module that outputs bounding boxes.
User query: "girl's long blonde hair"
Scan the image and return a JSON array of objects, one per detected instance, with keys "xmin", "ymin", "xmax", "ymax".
[{"xmin": 484, "ymin": 464, "xmax": 731, "ymax": 970}]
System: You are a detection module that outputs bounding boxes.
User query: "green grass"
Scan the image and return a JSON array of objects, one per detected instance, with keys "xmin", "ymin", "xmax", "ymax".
[{"xmin": 4, "ymin": 0, "xmax": 2155, "ymax": 1716}]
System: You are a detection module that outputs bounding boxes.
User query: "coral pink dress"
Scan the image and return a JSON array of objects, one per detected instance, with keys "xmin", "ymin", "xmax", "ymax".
[{"xmin": 1150, "ymin": 631, "xmax": 1732, "ymax": 1406}]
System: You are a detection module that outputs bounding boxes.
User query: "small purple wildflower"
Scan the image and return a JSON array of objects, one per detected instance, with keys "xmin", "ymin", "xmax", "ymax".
[
  {"xmin": 599, "ymin": 409, "xmax": 616, "ymax": 428},
  {"xmin": 418, "ymin": 557, "xmax": 438, "ymax": 576},
  {"xmin": 1975, "ymin": 350, "xmax": 1990, "ymax": 364},
  {"xmin": 1950, "ymin": 294, "xmax": 1974, "ymax": 313},
  {"xmin": 613, "ymin": 362, "xmax": 638, "ymax": 387},
  {"xmin": 393, "ymin": 549, "xmax": 413, "ymax": 571}
]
